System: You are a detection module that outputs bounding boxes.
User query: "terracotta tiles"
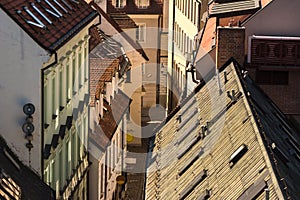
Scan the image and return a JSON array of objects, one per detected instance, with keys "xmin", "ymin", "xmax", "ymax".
[
  {"xmin": 89, "ymin": 58, "xmax": 118, "ymax": 106},
  {"xmin": 0, "ymin": 0, "xmax": 98, "ymax": 51},
  {"xmin": 89, "ymin": 90, "xmax": 131, "ymax": 150}
]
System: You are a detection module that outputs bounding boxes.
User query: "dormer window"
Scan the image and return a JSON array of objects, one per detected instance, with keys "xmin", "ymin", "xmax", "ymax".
[
  {"xmin": 255, "ymin": 43, "xmax": 270, "ymax": 57},
  {"xmin": 274, "ymin": 43, "xmax": 288, "ymax": 58},
  {"xmin": 115, "ymin": 0, "xmax": 125, "ymax": 8},
  {"xmin": 135, "ymin": 0, "xmax": 150, "ymax": 8},
  {"xmin": 229, "ymin": 144, "xmax": 248, "ymax": 167}
]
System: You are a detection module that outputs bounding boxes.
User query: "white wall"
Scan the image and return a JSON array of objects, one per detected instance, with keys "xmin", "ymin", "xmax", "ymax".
[
  {"xmin": 244, "ymin": 0, "xmax": 300, "ymax": 49},
  {"xmin": 0, "ymin": 11, "xmax": 50, "ymax": 174}
]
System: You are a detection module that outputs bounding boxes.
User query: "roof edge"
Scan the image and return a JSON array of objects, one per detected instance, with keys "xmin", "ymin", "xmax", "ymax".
[{"xmin": 90, "ymin": 1, "xmax": 149, "ymax": 61}]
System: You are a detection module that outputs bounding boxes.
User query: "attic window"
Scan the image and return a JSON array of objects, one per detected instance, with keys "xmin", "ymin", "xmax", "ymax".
[
  {"xmin": 179, "ymin": 170, "xmax": 207, "ymax": 200},
  {"xmin": 274, "ymin": 43, "xmax": 288, "ymax": 58},
  {"xmin": 291, "ymin": 44, "xmax": 300, "ymax": 58},
  {"xmin": 255, "ymin": 43, "xmax": 270, "ymax": 57},
  {"xmin": 229, "ymin": 144, "xmax": 248, "ymax": 167}
]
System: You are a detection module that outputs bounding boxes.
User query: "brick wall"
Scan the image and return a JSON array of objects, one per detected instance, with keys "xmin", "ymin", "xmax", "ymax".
[
  {"xmin": 216, "ymin": 26, "xmax": 245, "ymax": 68},
  {"xmin": 255, "ymin": 70, "xmax": 300, "ymax": 115}
]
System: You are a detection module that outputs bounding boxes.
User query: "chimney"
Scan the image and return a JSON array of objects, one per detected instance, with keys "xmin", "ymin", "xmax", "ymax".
[{"xmin": 216, "ymin": 26, "xmax": 245, "ymax": 68}]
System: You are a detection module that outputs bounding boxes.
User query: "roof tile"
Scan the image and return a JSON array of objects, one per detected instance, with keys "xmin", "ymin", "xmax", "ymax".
[{"xmin": 0, "ymin": 0, "xmax": 98, "ymax": 51}]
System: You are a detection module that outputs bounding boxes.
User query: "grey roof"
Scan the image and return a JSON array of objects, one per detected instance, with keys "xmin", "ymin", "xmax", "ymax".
[
  {"xmin": 0, "ymin": 136, "xmax": 54, "ymax": 200},
  {"xmin": 145, "ymin": 58, "xmax": 300, "ymax": 200},
  {"xmin": 210, "ymin": 0, "xmax": 261, "ymax": 18}
]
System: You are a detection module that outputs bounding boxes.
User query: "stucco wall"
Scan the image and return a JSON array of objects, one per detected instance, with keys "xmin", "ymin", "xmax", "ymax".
[{"xmin": 0, "ymin": 10, "xmax": 49, "ymax": 174}]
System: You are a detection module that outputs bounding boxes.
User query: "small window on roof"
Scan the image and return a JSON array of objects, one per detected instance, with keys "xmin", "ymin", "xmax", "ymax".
[{"xmin": 229, "ymin": 144, "xmax": 248, "ymax": 167}]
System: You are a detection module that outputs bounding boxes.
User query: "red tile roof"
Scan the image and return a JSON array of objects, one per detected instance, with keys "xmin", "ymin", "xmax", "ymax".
[
  {"xmin": 89, "ymin": 90, "xmax": 131, "ymax": 150},
  {"xmin": 0, "ymin": 0, "xmax": 98, "ymax": 52},
  {"xmin": 89, "ymin": 58, "xmax": 119, "ymax": 106}
]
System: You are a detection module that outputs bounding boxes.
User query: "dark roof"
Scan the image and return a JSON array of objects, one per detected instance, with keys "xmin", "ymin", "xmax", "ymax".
[
  {"xmin": 0, "ymin": 0, "xmax": 98, "ymax": 52},
  {"xmin": 108, "ymin": 13, "xmax": 137, "ymax": 29},
  {"xmin": 146, "ymin": 58, "xmax": 300, "ymax": 200},
  {"xmin": 209, "ymin": 0, "xmax": 261, "ymax": 18},
  {"xmin": 90, "ymin": 1, "xmax": 149, "ymax": 61},
  {"xmin": 89, "ymin": 90, "xmax": 131, "ymax": 150},
  {"xmin": 0, "ymin": 136, "xmax": 54, "ymax": 200}
]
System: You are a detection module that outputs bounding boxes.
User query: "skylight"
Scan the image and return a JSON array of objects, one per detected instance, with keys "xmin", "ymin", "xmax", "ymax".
[{"xmin": 229, "ymin": 144, "xmax": 248, "ymax": 167}]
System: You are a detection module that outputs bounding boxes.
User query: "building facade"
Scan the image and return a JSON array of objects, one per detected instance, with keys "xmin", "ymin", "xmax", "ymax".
[
  {"xmin": 167, "ymin": 0, "xmax": 208, "ymax": 112},
  {"xmin": 0, "ymin": 0, "xmax": 98, "ymax": 199}
]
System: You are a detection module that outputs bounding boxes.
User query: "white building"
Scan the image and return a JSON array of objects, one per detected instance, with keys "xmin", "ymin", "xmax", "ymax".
[
  {"xmin": 0, "ymin": 0, "xmax": 98, "ymax": 199},
  {"xmin": 167, "ymin": 0, "xmax": 208, "ymax": 111}
]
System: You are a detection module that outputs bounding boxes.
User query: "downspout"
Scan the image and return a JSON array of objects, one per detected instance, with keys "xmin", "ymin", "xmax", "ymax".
[
  {"xmin": 41, "ymin": 51, "xmax": 58, "ymax": 180},
  {"xmin": 156, "ymin": 14, "xmax": 162, "ymax": 105}
]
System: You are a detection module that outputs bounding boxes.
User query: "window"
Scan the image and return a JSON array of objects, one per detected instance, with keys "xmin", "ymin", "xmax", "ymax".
[
  {"xmin": 115, "ymin": 0, "xmax": 124, "ymax": 8},
  {"xmin": 44, "ymin": 83, "xmax": 49, "ymax": 123},
  {"xmin": 135, "ymin": 0, "xmax": 149, "ymax": 8},
  {"xmin": 72, "ymin": 57, "xmax": 76, "ymax": 94},
  {"xmin": 255, "ymin": 43, "xmax": 270, "ymax": 57},
  {"xmin": 291, "ymin": 44, "xmax": 300, "ymax": 58},
  {"xmin": 67, "ymin": 139, "xmax": 71, "ymax": 177},
  {"xmin": 125, "ymin": 70, "xmax": 131, "ymax": 82},
  {"xmin": 59, "ymin": 69, "xmax": 63, "ymax": 107},
  {"xmin": 256, "ymin": 70, "xmax": 289, "ymax": 85},
  {"xmin": 52, "ymin": 76, "xmax": 56, "ymax": 114},
  {"xmin": 136, "ymin": 24, "xmax": 146, "ymax": 42},
  {"xmin": 142, "ymin": 63, "xmax": 145, "ymax": 75},
  {"xmin": 229, "ymin": 144, "xmax": 248, "ymax": 167},
  {"xmin": 274, "ymin": 43, "xmax": 288, "ymax": 58},
  {"xmin": 59, "ymin": 150, "xmax": 63, "ymax": 189},
  {"xmin": 66, "ymin": 64, "xmax": 71, "ymax": 100},
  {"xmin": 72, "ymin": 131, "xmax": 76, "ymax": 168},
  {"xmin": 78, "ymin": 53, "xmax": 82, "ymax": 88},
  {"xmin": 84, "ymin": 47, "xmax": 88, "ymax": 81}
]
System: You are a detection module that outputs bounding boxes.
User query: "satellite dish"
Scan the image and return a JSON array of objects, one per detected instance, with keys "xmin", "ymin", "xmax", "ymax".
[
  {"xmin": 22, "ymin": 122, "xmax": 34, "ymax": 134},
  {"xmin": 23, "ymin": 103, "xmax": 35, "ymax": 115}
]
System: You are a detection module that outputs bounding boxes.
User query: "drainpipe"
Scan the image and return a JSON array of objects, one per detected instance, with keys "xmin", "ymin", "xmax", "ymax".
[{"xmin": 41, "ymin": 51, "xmax": 58, "ymax": 180}]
